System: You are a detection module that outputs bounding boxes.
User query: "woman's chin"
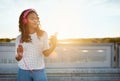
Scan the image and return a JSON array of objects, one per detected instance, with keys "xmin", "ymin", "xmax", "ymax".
[{"xmin": 32, "ymin": 25, "xmax": 38, "ymax": 28}]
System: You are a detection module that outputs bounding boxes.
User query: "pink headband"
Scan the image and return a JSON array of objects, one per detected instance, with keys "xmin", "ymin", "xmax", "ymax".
[{"xmin": 23, "ymin": 9, "xmax": 36, "ymax": 24}]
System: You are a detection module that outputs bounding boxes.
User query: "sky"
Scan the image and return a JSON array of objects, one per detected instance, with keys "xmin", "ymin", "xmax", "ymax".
[{"xmin": 0, "ymin": 0, "xmax": 120, "ymax": 39}]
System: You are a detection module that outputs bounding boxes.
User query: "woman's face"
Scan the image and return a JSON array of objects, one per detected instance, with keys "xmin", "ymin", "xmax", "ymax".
[{"xmin": 27, "ymin": 12, "xmax": 39, "ymax": 29}]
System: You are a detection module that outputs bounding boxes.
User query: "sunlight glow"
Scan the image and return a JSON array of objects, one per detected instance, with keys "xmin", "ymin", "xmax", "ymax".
[
  {"xmin": 97, "ymin": 50, "xmax": 104, "ymax": 52},
  {"xmin": 82, "ymin": 50, "xmax": 89, "ymax": 53},
  {"xmin": 0, "ymin": 0, "xmax": 120, "ymax": 39}
]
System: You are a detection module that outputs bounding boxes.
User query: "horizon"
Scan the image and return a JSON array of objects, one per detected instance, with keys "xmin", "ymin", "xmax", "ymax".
[
  {"xmin": 0, "ymin": 0, "xmax": 120, "ymax": 39},
  {"xmin": 0, "ymin": 36, "xmax": 120, "ymax": 40}
]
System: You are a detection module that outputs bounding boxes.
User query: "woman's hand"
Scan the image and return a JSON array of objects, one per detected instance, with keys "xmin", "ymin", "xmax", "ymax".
[
  {"xmin": 17, "ymin": 44, "xmax": 23, "ymax": 56},
  {"xmin": 49, "ymin": 32, "xmax": 58, "ymax": 47},
  {"xmin": 16, "ymin": 44, "xmax": 23, "ymax": 61}
]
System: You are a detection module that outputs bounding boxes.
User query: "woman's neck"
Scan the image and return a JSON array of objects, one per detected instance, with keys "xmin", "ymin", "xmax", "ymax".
[{"xmin": 29, "ymin": 28, "xmax": 36, "ymax": 34}]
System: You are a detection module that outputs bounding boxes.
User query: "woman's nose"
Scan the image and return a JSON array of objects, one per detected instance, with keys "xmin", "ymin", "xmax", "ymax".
[
  {"xmin": 34, "ymin": 19, "xmax": 38, "ymax": 22},
  {"xmin": 33, "ymin": 19, "xmax": 39, "ymax": 23}
]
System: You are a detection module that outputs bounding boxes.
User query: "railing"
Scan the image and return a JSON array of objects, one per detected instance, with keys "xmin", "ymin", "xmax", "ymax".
[
  {"xmin": 118, "ymin": 43, "xmax": 120, "ymax": 68},
  {"xmin": 0, "ymin": 43, "xmax": 120, "ymax": 81},
  {"xmin": 45, "ymin": 43, "xmax": 114, "ymax": 68}
]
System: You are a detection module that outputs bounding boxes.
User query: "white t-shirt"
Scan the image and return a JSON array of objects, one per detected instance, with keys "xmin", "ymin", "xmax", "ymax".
[{"xmin": 15, "ymin": 32, "xmax": 49, "ymax": 70}]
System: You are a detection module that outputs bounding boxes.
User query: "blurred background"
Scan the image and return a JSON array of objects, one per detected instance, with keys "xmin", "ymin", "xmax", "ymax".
[{"xmin": 0, "ymin": 0, "xmax": 120, "ymax": 43}]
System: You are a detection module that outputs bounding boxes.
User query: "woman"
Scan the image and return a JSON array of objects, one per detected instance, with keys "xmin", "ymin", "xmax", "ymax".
[{"xmin": 15, "ymin": 9, "xmax": 57, "ymax": 81}]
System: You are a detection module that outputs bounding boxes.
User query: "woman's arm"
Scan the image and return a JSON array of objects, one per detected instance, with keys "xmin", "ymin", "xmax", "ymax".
[
  {"xmin": 15, "ymin": 36, "xmax": 23, "ymax": 61},
  {"xmin": 15, "ymin": 45, "xmax": 23, "ymax": 61},
  {"xmin": 43, "ymin": 35, "xmax": 57, "ymax": 56}
]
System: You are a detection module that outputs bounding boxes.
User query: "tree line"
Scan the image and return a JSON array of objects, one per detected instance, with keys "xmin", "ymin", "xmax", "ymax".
[{"xmin": 0, "ymin": 37, "xmax": 120, "ymax": 43}]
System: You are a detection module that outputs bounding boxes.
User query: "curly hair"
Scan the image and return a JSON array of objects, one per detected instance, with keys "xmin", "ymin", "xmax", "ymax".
[{"xmin": 19, "ymin": 9, "xmax": 44, "ymax": 43}]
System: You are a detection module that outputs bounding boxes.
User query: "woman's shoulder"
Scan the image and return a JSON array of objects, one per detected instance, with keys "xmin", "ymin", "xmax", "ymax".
[
  {"xmin": 40, "ymin": 30, "xmax": 48, "ymax": 40},
  {"xmin": 42, "ymin": 31, "xmax": 48, "ymax": 37}
]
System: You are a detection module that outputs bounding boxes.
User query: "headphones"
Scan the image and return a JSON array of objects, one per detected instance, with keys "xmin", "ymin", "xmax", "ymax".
[{"xmin": 23, "ymin": 9, "xmax": 35, "ymax": 24}]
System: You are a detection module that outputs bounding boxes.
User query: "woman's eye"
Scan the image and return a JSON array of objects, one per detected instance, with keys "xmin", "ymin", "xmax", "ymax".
[{"xmin": 30, "ymin": 17, "xmax": 39, "ymax": 20}]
